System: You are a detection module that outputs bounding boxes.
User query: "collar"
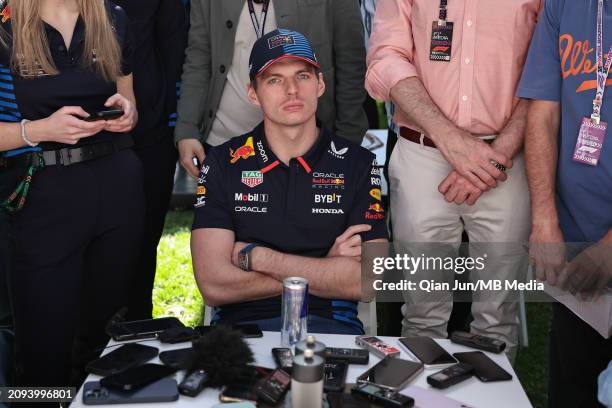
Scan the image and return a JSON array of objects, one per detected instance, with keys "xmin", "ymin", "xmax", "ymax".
[
  {"xmin": 251, "ymin": 121, "xmax": 330, "ymax": 174},
  {"xmin": 43, "ymin": 16, "xmax": 85, "ymax": 51}
]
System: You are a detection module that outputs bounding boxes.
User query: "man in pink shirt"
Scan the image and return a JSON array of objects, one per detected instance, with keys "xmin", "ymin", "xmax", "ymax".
[{"xmin": 366, "ymin": 0, "xmax": 541, "ymax": 362}]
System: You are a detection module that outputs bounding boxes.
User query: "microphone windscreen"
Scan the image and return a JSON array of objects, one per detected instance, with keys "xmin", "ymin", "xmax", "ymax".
[{"xmin": 189, "ymin": 325, "xmax": 255, "ymax": 387}]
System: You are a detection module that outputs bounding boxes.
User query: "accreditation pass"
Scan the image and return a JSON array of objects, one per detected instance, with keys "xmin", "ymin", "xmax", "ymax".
[{"xmin": 0, "ymin": 387, "xmax": 75, "ymax": 403}]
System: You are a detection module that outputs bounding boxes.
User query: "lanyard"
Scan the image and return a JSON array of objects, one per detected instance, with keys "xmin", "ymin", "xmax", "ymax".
[
  {"xmin": 592, "ymin": 0, "xmax": 612, "ymax": 124},
  {"xmin": 438, "ymin": 0, "xmax": 448, "ymax": 25},
  {"xmin": 247, "ymin": 0, "xmax": 270, "ymax": 39}
]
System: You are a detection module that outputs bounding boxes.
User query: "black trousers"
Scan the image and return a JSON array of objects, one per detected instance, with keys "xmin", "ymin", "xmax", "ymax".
[
  {"xmin": 549, "ymin": 302, "xmax": 612, "ymax": 408},
  {"xmin": 126, "ymin": 135, "xmax": 177, "ymax": 320},
  {"xmin": 9, "ymin": 149, "xmax": 145, "ymax": 388},
  {"xmin": 0, "ymin": 210, "xmax": 12, "ymax": 389}
]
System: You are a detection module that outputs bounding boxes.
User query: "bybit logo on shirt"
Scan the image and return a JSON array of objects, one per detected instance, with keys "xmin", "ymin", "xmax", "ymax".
[{"xmin": 314, "ymin": 193, "xmax": 342, "ymax": 204}]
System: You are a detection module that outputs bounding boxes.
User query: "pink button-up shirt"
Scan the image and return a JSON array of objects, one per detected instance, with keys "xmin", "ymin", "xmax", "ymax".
[{"xmin": 366, "ymin": 0, "xmax": 542, "ymax": 135}]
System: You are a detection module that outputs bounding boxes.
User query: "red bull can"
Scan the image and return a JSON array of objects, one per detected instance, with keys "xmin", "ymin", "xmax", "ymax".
[{"xmin": 281, "ymin": 277, "xmax": 308, "ymax": 347}]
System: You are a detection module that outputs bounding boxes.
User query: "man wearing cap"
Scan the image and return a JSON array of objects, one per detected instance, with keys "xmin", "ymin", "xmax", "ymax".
[
  {"xmin": 366, "ymin": 1, "xmax": 542, "ymax": 362},
  {"xmin": 190, "ymin": 29, "xmax": 388, "ymax": 334},
  {"xmin": 175, "ymin": 0, "xmax": 368, "ymax": 180}
]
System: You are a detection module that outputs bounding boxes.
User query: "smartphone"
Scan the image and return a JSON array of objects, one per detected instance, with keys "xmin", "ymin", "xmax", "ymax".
[
  {"xmin": 327, "ymin": 392, "xmax": 370, "ymax": 408},
  {"xmin": 82, "ymin": 378, "xmax": 178, "ymax": 405},
  {"xmin": 159, "ymin": 347, "xmax": 195, "ymax": 370},
  {"xmin": 195, "ymin": 324, "xmax": 263, "ymax": 338},
  {"xmin": 85, "ymin": 343, "xmax": 159, "ymax": 376},
  {"xmin": 324, "ymin": 361, "xmax": 348, "ymax": 392},
  {"xmin": 356, "ymin": 357, "xmax": 423, "ymax": 391},
  {"xmin": 234, "ymin": 323, "xmax": 263, "ymax": 338},
  {"xmin": 84, "ymin": 109, "xmax": 124, "ymax": 122},
  {"xmin": 453, "ymin": 351, "xmax": 513, "ymax": 382},
  {"xmin": 108, "ymin": 317, "xmax": 184, "ymax": 341},
  {"xmin": 219, "ymin": 366, "xmax": 272, "ymax": 403},
  {"xmin": 398, "ymin": 336, "xmax": 457, "ymax": 368},
  {"xmin": 271, "ymin": 347, "xmax": 293, "ymax": 371},
  {"xmin": 100, "ymin": 363, "xmax": 177, "ymax": 392}
]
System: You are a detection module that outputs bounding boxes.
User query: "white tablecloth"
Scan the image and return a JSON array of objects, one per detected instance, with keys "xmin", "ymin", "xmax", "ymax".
[{"xmin": 72, "ymin": 331, "xmax": 533, "ymax": 408}]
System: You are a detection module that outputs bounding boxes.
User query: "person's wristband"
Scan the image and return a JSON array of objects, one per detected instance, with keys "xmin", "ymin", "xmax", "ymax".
[{"xmin": 20, "ymin": 119, "xmax": 38, "ymax": 147}]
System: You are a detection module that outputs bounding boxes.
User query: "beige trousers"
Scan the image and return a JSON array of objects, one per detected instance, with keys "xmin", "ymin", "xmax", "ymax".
[{"xmin": 389, "ymin": 136, "xmax": 531, "ymax": 363}]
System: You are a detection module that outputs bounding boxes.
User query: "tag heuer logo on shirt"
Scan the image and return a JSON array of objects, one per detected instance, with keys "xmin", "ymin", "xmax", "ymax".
[{"xmin": 241, "ymin": 170, "xmax": 263, "ymax": 188}]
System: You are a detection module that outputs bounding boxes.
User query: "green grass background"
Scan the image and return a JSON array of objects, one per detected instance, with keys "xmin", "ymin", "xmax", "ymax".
[{"xmin": 154, "ymin": 210, "xmax": 550, "ymax": 408}]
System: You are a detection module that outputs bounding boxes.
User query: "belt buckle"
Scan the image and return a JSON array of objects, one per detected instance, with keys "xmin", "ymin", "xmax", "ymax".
[{"xmin": 56, "ymin": 149, "xmax": 72, "ymax": 166}]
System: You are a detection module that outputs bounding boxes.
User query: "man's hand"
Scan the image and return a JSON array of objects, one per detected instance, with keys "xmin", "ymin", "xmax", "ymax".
[
  {"xmin": 438, "ymin": 170, "xmax": 484, "ymax": 205},
  {"xmin": 327, "ymin": 224, "xmax": 372, "ymax": 259},
  {"xmin": 557, "ymin": 235, "xmax": 612, "ymax": 297},
  {"xmin": 178, "ymin": 138, "xmax": 206, "ymax": 178},
  {"xmin": 529, "ymin": 222, "xmax": 566, "ymax": 286},
  {"xmin": 437, "ymin": 131, "xmax": 511, "ymax": 191}
]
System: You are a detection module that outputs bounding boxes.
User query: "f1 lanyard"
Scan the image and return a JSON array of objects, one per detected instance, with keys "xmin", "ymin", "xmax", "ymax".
[
  {"xmin": 247, "ymin": 0, "xmax": 270, "ymax": 39},
  {"xmin": 438, "ymin": 0, "xmax": 448, "ymax": 25},
  {"xmin": 592, "ymin": 0, "xmax": 612, "ymax": 124}
]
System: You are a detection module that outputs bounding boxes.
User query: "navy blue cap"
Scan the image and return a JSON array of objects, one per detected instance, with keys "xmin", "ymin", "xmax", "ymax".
[{"xmin": 249, "ymin": 29, "xmax": 320, "ymax": 80}]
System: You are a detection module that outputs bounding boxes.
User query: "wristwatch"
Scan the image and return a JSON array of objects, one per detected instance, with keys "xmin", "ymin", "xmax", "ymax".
[{"xmin": 238, "ymin": 243, "xmax": 259, "ymax": 271}]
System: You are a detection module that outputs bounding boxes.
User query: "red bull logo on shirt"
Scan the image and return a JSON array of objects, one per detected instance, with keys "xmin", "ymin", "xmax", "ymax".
[{"xmin": 229, "ymin": 136, "xmax": 256, "ymax": 164}]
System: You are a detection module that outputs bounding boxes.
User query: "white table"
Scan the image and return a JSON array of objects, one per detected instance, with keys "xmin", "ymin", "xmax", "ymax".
[{"xmin": 72, "ymin": 332, "xmax": 532, "ymax": 408}]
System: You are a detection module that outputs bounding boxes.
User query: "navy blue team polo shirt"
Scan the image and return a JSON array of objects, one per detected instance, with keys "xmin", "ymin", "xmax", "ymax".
[
  {"xmin": 192, "ymin": 122, "xmax": 388, "ymax": 332},
  {"xmin": 518, "ymin": 0, "xmax": 612, "ymax": 242}
]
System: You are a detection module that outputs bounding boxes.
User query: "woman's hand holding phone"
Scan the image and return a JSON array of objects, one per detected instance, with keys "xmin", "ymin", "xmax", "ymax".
[
  {"xmin": 102, "ymin": 93, "xmax": 138, "ymax": 133},
  {"xmin": 29, "ymin": 106, "xmax": 106, "ymax": 145}
]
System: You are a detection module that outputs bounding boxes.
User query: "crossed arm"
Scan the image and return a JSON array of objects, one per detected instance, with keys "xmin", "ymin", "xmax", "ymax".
[{"xmin": 191, "ymin": 226, "xmax": 387, "ymax": 307}]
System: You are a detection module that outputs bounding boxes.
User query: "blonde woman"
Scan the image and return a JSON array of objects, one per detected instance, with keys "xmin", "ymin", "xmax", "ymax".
[{"xmin": 0, "ymin": 0, "xmax": 142, "ymax": 388}]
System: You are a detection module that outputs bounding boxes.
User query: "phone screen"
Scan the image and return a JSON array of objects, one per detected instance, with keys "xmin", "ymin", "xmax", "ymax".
[
  {"xmin": 159, "ymin": 347, "xmax": 195, "ymax": 370},
  {"xmin": 100, "ymin": 363, "xmax": 176, "ymax": 391},
  {"xmin": 357, "ymin": 358, "xmax": 423, "ymax": 390},
  {"xmin": 453, "ymin": 351, "xmax": 512, "ymax": 382},
  {"xmin": 109, "ymin": 317, "xmax": 184, "ymax": 340},
  {"xmin": 399, "ymin": 336, "xmax": 457, "ymax": 366},
  {"xmin": 234, "ymin": 324, "xmax": 263, "ymax": 338},
  {"xmin": 86, "ymin": 343, "xmax": 158, "ymax": 376}
]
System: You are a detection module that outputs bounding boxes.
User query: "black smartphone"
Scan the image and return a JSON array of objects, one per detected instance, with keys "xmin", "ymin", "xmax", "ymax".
[
  {"xmin": 157, "ymin": 326, "xmax": 198, "ymax": 343},
  {"xmin": 453, "ymin": 351, "xmax": 513, "ymax": 382},
  {"xmin": 85, "ymin": 343, "xmax": 159, "ymax": 376},
  {"xmin": 159, "ymin": 347, "xmax": 195, "ymax": 370},
  {"xmin": 108, "ymin": 317, "xmax": 184, "ymax": 341},
  {"xmin": 82, "ymin": 378, "xmax": 178, "ymax": 405},
  {"xmin": 271, "ymin": 347, "xmax": 293, "ymax": 370},
  {"xmin": 234, "ymin": 323, "xmax": 263, "ymax": 338},
  {"xmin": 398, "ymin": 336, "xmax": 457, "ymax": 368},
  {"xmin": 356, "ymin": 357, "xmax": 423, "ymax": 391},
  {"xmin": 100, "ymin": 363, "xmax": 177, "ymax": 392},
  {"xmin": 219, "ymin": 366, "xmax": 272, "ymax": 403},
  {"xmin": 327, "ymin": 392, "xmax": 370, "ymax": 408},
  {"xmin": 324, "ymin": 361, "xmax": 348, "ymax": 392},
  {"xmin": 84, "ymin": 109, "xmax": 124, "ymax": 122}
]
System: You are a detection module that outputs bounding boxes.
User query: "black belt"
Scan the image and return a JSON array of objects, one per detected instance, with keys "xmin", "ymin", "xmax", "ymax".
[{"xmin": 42, "ymin": 133, "xmax": 133, "ymax": 166}]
